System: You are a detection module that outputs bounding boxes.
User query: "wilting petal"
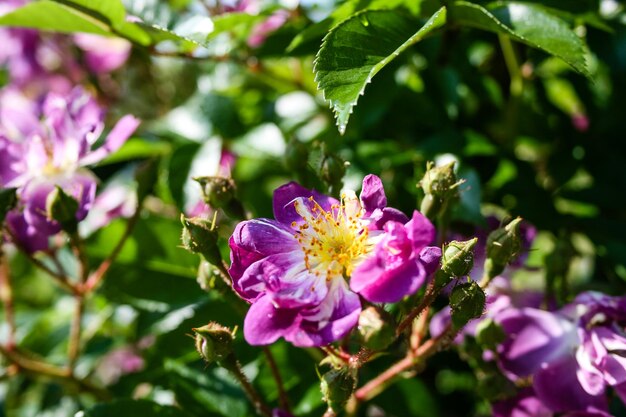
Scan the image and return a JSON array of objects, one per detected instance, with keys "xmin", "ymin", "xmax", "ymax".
[
  {"xmin": 272, "ymin": 182, "xmax": 338, "ymax": 225},
  {"xmin": 79, "ymin": 115, "xmax": 140, "ymax": 166},
  {"xmin": 243, "ymin": 295, "xmax": 300, "ymax": 345},
  {"xmin": 534, "ymin": 356, "xmax": 608, "ymax": 413},
  {"xmin": 288, "ymin": 280, "xmax": 361, "ymax": 347},
  {"xmin": 497, "ymin": 308, "xmax": 578, "ymax": 379}
]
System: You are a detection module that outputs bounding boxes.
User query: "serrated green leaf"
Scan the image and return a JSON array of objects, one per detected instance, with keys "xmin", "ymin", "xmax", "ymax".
[
  {"xmin": 315, "ymin": 7, "xmax": 446, "ymax": 134},
  {"xmin": 449, "ymin": 1, "xmax": 589, "ymax": 77}
]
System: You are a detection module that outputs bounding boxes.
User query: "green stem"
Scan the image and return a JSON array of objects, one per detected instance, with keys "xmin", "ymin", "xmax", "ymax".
[
  {"xmin": 498, "ymin": 34, "xmax": 523, "ymax": 98},
  {"xmin": 222, "ymin": 356, "xmax": 272, "ymax": 417},
  {"xmin": 0, "ymin": 251, "xmax": 17, "ymax": 349}
]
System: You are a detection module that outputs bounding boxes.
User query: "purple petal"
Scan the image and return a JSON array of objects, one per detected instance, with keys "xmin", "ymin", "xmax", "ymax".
[
  {"xmin": 583, "ymin": 327, "xmax": 626, "ymax": 387},
  {"xmin": 534, "ymin": 356, "xmax": 608, "ymax": 413},
  {"xmin": 288, "ymin": 280, "xmax": 361, "ymax": 347},
  {"xmin": 5, "ymin": 210, "xmax": 51, "ymax": 253},
  {"xmin": 430, "ymin": 307, "xmax": 452, "ymax": 339},
  {"xmin": 79, "ymin": 115, "xmax": 140, "ymax": 166},
  {"xmin": 405, "ymin": 210, "xmax": 436, "ymax": 250},
  {"xmin": 243, "ymin": 295, "xmax": 300, "ymax": 345},
  {"xmin": 497, "ymin": 308, "xmax": 578, "ymax": 379},
  {"xmin": 74, "ymin": 34, "xmax": 131, "ymax": 73},
  {"xmin": 491, "ymin": 388, "xmax": 552, "ymax": 417},
  {"xmin": 419, "ymin": 246, "xmax": 442, "ymax": 276},
  {"xmin": 360, "ymin": 174, "xmax": 387, "ymax": 214},
  {"xmin": 370, "ymin": 207, "xmax": 409, "ymax": 230},
  {"xmin": 228, "ymin": 218, "xmax": 299, "ymax": 281},
  {"xmin": 272, "ymin": 182, "xmax": 338, "ymax": 225}
]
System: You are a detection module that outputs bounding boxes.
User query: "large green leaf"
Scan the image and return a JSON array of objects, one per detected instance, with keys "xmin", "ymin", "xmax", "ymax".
[
  {"xmin": 314, "ymin": 7, "xmax": 447, "ymax": 134},
  {"xmin": 449, "ymin": 1, "xmax": 589, "ymax": 77},
  {"xmin": 0, "ymin": 1, "xmax": 113, "ymax": 36}
]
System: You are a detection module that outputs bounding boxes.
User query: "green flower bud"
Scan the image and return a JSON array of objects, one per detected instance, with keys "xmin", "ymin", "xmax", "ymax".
[
  {"xmin": 321, "ymin": 154, "xmax": 346, "ymax": 184},
  {"xmin": 194, "ymin": 176, "xmax": 245, "ymax": 219},
  {"xmin": 485, "ymin": 217, "xmax": 523, "ymax": 279},
  {"xmin": 419, "ymin": 161, "xmax": 462, "ymax": 219},
  {"xmin": 475, "ymin": 318, "xmax": 506, "ymax": 349},
  {"xmin": 449, "ymin": 281, "xmax": 486, "ymax": 329},
  {"xmin": 358, "ymin": 306, "xmax": 395, "ymax": 350},
  {"xmin": 180, "ymin": 215, "xmax": 222, "ymax": 266},
  {"xmin": 441, "ymin": 238, "xmax": 478, "ymax": 277},
  {"xmin": 46, "ymin": 186, "xmax": 79, "ymax": 233},
  {"xmin": 433, "ymin": 269, "xmax": 455, "ymax": 292},
  {"xmin": 320, "ymin": 368, "xmax": 356, "ymax": 413},
  {"xmin": 193, "ymin": 322, "xmax": 234, "ymax": 364}
]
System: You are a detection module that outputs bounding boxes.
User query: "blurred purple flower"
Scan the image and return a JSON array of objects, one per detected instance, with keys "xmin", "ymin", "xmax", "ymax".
[
  {"xmin": 74, "ymin": 34, "xmax": 132, "ymax": 74},
  {"xmin": 247, "ymin": 10, "xmax": 290, "ymax": 48},
  {"xmin": 0, "ymin": 87, "xmax": 139, "ymax": 251},
  {"xmin": 494, "ymin": 292, "xmax": 626, "ymax": 414},
  {"xmin": 229, "ymin": 175, "xmax": 440, "ymax": 347},
  {"xmin": 96, "ymin": 346, "xmax": 145, "ymax": 385},
  {"xmin": 492, "ymin": 388, "xmax": 553, "ymax": 417}
]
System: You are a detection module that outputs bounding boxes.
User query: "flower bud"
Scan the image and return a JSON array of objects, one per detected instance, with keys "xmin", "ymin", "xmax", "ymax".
[
  {"xmin": 194, "ymin": 176, "xmax": 245, "ymax": 219},
  {"xmin": 320, "ymin": 368, "xmax": 356, "ymax": 414},
  {"xmin": 358, "ymin": 306, "xmax": 395, "ymax": 350},
  {"xmin": 419, "ymin": 161, "xmax": 462, "ymax": 219},
  {"xmin": 193, "ymin": 322, "xmax": 234, "ymax": 364},
  {"xmin": 484, "ymin": 217, "xmax": 523, "ymax": 279},
  {"xmin": 0, "ymin": 187, "xmax": 17, "ymax": 224},
  {"xmin": 449, "ymin": 281, "xmax": 485, "ymax": 329},
  {"xmin": 46, "ymin": 186, "xmax": 79, "ymax": 233},
  {"xmin": 441, "ymin": 238, "xmax": 478, "ymax": 277},
  {"xmin": 433, "ymin": 269, "xmax": 454, "ymax": 292},
  {"xmin": 321, "ymin": 154, "xmax": 346, "ymax": 185},
  {"xmin": 180, "ymin": 215, "xmax": 222, "ymax": 266}
]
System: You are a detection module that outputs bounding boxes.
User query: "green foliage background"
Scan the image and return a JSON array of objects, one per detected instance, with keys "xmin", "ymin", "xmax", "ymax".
[{"xmin": 1, "ymin": 0, "xmax": 626, "ymax": 416}]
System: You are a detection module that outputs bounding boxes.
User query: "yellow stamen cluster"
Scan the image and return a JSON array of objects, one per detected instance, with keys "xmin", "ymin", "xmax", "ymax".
[{"xmin": 292, "ymin": 195, "xmax": 373, "ymax": 280}]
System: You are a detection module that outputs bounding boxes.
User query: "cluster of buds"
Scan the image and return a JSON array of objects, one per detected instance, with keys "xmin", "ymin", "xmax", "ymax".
[{"xmin": 320, "ymin": 368, "xmax": 357, "ymax": 415}]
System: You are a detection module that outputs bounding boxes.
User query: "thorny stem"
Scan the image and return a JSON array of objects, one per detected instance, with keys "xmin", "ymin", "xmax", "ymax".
[
  {"xmin": 223, "ymin": 356, "xmax": 273, "ymax": 417},
  {"xmin": 395, "ymin": 282, "xmax": 438, "ymax": 337},
  {"xmin": 263, "ymin": 347, "xmax": 291, "ymax": 412},
  {"xmin": 0, "ymin": 251, "xmax": 17, "ymax": 349}
]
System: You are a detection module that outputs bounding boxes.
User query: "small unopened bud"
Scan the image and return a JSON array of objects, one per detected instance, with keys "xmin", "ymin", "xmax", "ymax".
[
  {"xmin": 441, "ymin": 238, "xmax": 478, "ymax": 277},
  {"xmin": 485, "ymin": 218, "xmax": 523, "ymax": 279},
  {"xmin": 46, "ymin": 186, "xmax": 79, "ymax": 233},
  {"xmin": 193, "ymin": 322, "xmax": 234, "ymax": 364},
  {"xmin": 194, "ymin": 176, "xmax": 245, "ymax": 218},
  {"xmin": 419, "ymin": 162, "xmax": 463, "ymax": 219},
  {"xmin": 320, "ymin": 368, "xmax": 356, "ymax": 414},
  {"xmin": 475, "ymin": 318, "xmax": 505, "ymax": 350},
  {"xmin": 0, "ymin": 188, "xmax": 17, "ymax": 224},
  {"xmin": 321, "ymin": 154, "xmax": 346, "ymax": 185},
  {"xmin": 358, "ymin": 306, "xmax": 395, "ymax": 350},
  {"xmin": 449, "ymin": 281, "xmax": 485, "ymax": 329},
  {"xmin": 181, "ymin": 215, "xmax": 222, "ymax": 265}
]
